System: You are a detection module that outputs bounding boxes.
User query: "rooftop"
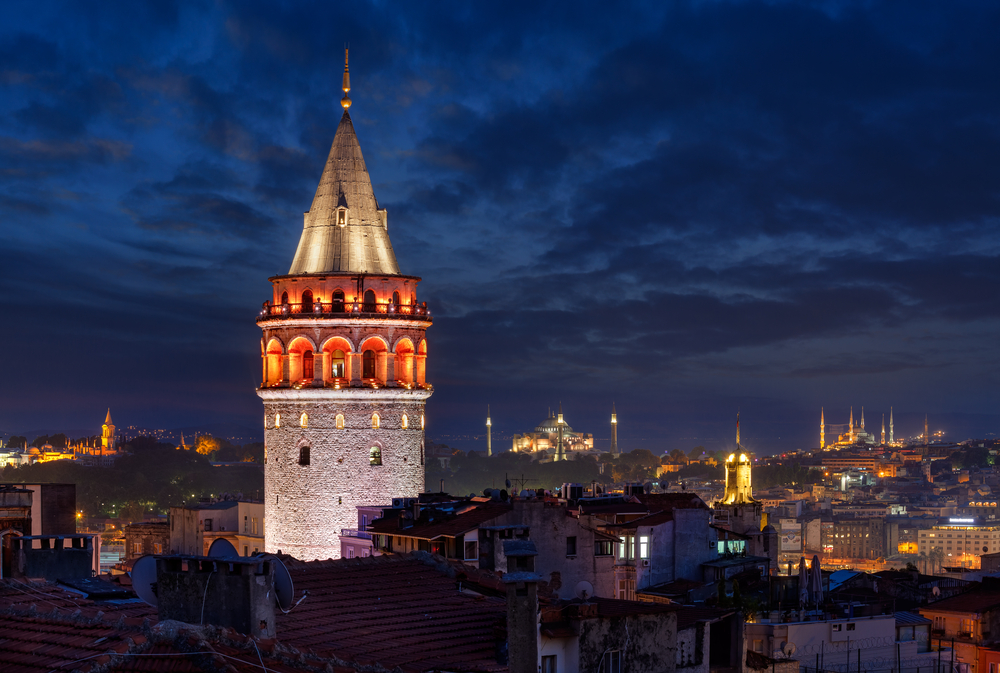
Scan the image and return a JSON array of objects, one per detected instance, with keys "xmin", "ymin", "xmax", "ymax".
[{"xmin": 367, "ymin": 501, "xmax": 513, "ymax": 540}]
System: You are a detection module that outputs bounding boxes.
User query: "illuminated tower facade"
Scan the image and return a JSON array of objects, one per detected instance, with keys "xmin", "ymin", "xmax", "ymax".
[
  {"xmin": 101, "ymin": 409, "xmax": 115, "ymax": 452},
  {"xmin": 257, "ymin": 52, "xmax": 432, "ymax": 561},
  {"xmin": 610, "ymin": 403, "xmax": 618, "ymax": 457},
  {"xmin": 486, "ymin": 406, "xmax": 492, "ymax": 457},
  {"xmin": 820, "ymin": 408, "xmax": 825, "ymax": 449}
]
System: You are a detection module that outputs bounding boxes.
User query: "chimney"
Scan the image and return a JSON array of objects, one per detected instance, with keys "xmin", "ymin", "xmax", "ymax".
[
  {"xmin": 155, "ymin": 557, "xmax": 276, "ymax": 638},
  {"xmin": 502, "ymin": 540, "xmax": 539, "ymax": 673}
]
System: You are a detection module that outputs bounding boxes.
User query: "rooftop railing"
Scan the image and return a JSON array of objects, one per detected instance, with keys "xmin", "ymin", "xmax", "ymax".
[{"xmin": 258, "ymin": 301, "xmax": 431, "ymax": 322}]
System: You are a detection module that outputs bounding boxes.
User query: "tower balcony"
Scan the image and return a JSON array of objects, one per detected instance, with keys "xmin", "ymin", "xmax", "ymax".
[
  {"xmin": 257, "ymin": 300, "xmax": 431, "ymax": 324},
  {"xmin": 260, "ymin": 377, "xmax": 432, "ymax": 391}
]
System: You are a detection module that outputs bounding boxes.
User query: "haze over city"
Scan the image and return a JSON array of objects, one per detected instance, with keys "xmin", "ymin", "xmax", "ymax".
[{"xmin": 2, "ymin": 2, "xmax": 999, "ymax": 451}]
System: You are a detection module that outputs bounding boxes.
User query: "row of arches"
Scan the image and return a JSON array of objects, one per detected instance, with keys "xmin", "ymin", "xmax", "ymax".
[
  {"xmin": 272, "ymin": 288, "xmax": 419, "ymax": 315},
  {"xmin": 262, "ymin": 335, "xmax": 427, "ymax": 388},
  {"xmin": 270, "ymin": 412, "xmax": 423, "ymax": 431}
]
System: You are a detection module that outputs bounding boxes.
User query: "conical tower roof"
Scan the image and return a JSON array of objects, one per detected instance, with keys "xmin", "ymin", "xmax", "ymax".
[
  {"xmin": 104, "ymin": 408, "xmax": 113, "ymax": 425},
  {"xmin": 288, "ymin": 110, "xmax": 400, "ymax": 275}
]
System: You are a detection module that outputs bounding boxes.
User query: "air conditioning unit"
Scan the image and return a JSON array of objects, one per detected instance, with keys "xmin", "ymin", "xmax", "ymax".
[
  {"xmin": 392, "ymin": 498, "xmax": 405, "ymax": 508},
  {"xmin": 641, "ymin": 559, "xmax": 650, "ymax": 567},
  {"xmin": 403, "ymin": 498, "xmax": 418, "ymax": 507}
]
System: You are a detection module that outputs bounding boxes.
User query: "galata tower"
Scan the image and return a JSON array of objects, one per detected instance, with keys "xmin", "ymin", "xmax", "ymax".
[{"xmin": 258, "ymin": 51, "xmax": 431, "ymax": 560}]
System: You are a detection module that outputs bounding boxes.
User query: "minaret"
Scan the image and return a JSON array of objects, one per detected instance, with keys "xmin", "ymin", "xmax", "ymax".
[
  {"xmin": 881, "ymin": 414, "xmax": 885, "ymax": 445},
  {"xmin": 890, "ymin": 407, "xmax": 894, "ymax": 444},
  {"xmin": 556, "ymin": 403, "xmax": 565, "ymax": 461},
  {"xmin": 849, "ymin": 407, "xmax": 855, "ymax": 442},
  {"xmin": 257, "ymin": 51, "xmax": 432, "ymax": 560},
  {"xmin": 610, "ymin": 403, "xmax": 618, "ymax": 457},
  {"xmin": 486, "ymin": 405, "xmax": 492, "ymax": 457},
  {"xmin": 924, "ymin": 414, "xmax": 929, "ymax": 446},
  {"xmin": 820, "ymin": 408, "xmax": 825, "ymax": 450},
  {"xmin": 861, "ymin": 406, "xmax": 865, "ymax": 430}
]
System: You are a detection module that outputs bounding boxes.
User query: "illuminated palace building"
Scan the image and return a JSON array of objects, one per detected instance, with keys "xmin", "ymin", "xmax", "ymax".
[
  {"xmin": 510, "ymin": 406, "xmax": 595, "ymax": 461},
  {"xmin": 257, "ymin": 52, "xmax": 432, "ymax": 560}
]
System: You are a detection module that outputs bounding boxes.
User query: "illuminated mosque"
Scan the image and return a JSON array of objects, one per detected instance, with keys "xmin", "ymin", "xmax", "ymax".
[
  {"xmin": 510, "ymin": 406, "xmax": 594, "ymax": 461},
  {"xmin": 820, "ymin": 406, "xmax": 894, "ymax": 448}
]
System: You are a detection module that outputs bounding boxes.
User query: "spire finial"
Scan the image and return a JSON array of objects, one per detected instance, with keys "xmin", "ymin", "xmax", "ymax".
[{"xmin": 341, "ymin": 47, "xmax": 352, "ymax": 110}]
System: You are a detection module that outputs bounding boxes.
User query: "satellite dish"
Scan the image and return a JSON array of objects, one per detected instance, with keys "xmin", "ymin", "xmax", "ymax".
[
  {"xmin": 782, "ymin": 642, "xmax": 797, "ymax": 658},
  {"xmin": 932, "ymin": 586, "xmax": 941, "ymax": 597},
  {"xmin": 130, "ymin": 554, "xmax": 158, "ymax": 607},
  {"xmin": 208, "ymin": 538, "xmax": 239, "ymax": 558},
  {"xmin": 574, "ymin": 580, "xmax": 595, "ymax": 601},
  {"xmin": 268, "ymin": 554, "xmax": 295, "ymax": 611}
]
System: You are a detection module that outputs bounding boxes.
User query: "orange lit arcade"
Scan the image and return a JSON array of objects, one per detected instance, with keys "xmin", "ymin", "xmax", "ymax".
[{"xmin": 257, "ymin": 53, "xmax": 432, "ymax": 561}]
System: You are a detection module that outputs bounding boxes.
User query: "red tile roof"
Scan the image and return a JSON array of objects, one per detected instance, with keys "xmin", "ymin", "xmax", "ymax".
[
  {"xmin": 367, "ymin": 502, "xmax": 513, "ymax": 540},
  {"xmin": 920, "ymin": 589, "xmax": 1000, "ymax": 615},
  {"xmin": 277, "ymin": 553, "xmax": 508, "ymax": 672}
]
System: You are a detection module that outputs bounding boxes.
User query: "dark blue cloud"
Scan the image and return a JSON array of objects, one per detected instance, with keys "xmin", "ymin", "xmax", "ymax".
[{"xmin": 1, "ymin": 0, "xmax": 998, "ymax": 450}]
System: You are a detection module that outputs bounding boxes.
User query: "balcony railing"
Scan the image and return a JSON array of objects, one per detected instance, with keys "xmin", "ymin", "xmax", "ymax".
[
  {"xmin": 341, "ymin": 528, "xmax": 373, "ymax": 540},
  {"xmin": 258, "ymin": 301, "xmax": 431, "ymax": 322}
]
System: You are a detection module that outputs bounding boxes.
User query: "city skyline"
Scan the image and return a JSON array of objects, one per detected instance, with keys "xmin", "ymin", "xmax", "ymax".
[{"xmin": 2, "ymin": 2, "xmax": 999, "ymax": 451}]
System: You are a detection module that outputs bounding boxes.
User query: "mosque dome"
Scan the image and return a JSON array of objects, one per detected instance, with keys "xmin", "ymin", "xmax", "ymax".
[
  {"xmin": 28, "ymin": 447, "xmax": 40, "ymax": 455},
  {"xmin": 534, "ymin": 414, "xmax": 574, "ymax": 434}
]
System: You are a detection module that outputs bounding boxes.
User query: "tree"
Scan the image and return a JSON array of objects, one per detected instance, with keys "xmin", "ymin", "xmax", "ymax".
[
  {"xmin": 120, "ymin": 501, "xmax": 146, "ymax": 524},
  {"xmin": 6, "ymin": 436, "xmax": 27, "ymax": 449},
  {"xmin": 195, "ymin": 435, "xmax": 221, "ymax": 457},
  {"xmin": 688, "ymin": 445, "xmax": 706, "ymax": 459}
]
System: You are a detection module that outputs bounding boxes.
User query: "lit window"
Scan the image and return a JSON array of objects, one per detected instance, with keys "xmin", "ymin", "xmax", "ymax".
[
  {"xmin": 275, "ymin": 413, "xmax": 280, "ymax": 428},
  {"xmin": 370, "ymin": 446, "xmax": 382, "ymax": 466},
  {"xmin": 639, "ymin": 535, "xmax": 650, "ymax": 559},
  {"xmin": 372, "ymin": 413, "xmax": 380, "ymax": 429},
  {"xmin": 401, "ymin": 414, "xmax": 409, "ymax": 429},
  {"xmin": 336, "ymin": 414, "xmax": 345, "ymax": 429},
  {"xmin": 420, "ymin": 414, "xmax": 425, "ymax": 429},
  {"xmin": 300, "ymin": 412, "xmax": 308, "ymax": 428},
  {"xmin": 331, "ymin": 349, "xmax": 345, "ymax": 377}
]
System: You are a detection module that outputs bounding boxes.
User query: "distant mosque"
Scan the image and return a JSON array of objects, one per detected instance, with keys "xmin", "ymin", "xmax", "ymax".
[
  {"xmin": 510, "ymin": 405, "xmax": 594, "ymax": 461},
  {"xmin": 820, "ymin": 406, "xmax": 897, "ymax": 448}
]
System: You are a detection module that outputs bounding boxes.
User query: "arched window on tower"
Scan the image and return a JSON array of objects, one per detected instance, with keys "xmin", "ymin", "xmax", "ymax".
[
  {"xmin": 300, "ymin": 412, "xmax": 308, "ymax": 428},
  {"xmin": 336, "ymin": 414, "xmax": 345, "ymax": 429},
  {"xmin": 331, "ymin": 349, "xmax": 345, "ymax": 378},
  {"xmin": 275, "ymin": 413, "xmax": 281, "ymax": 428},
  {"xmin": 401, "ymin": 414, "xmax": 409, "ymax": 429},
  {"xmin": 363, "ymin": 289, "xmax": 376, "ymax": 313},
  {"xmin": 281, "ymin": 291, "xmax": 289, "ymax": 306},
  {"xmin": 369, "ymin": 446, "xmax": 382, "ymax": 466},
  {"xmin": 371, "ymin": 413, "xmax": 380, "ymax": 429},
  {"xmin": 332, "ymin": 289, "xmax": 345, "ymax": 313},
  {"xmin": 299, "ymin": 446, "xmax": 310, "ymax": 466},
  {"xmin": 420, "ymin": 414, "xmax": 425, "ymax": 429},
  {"xmin": 362, "ymin": 350, "xmax": 376, "ymax": 379},
  {"xmin": 392, "ymin": 291, "xmax": 400, "ymax": 309},
  {"xmin": 301, "ymin": 289, "xmax": 314, "ymax": 314},
  {"xmin": 302, "ymin": 349, "xmax": 314, "ymax": 380}
]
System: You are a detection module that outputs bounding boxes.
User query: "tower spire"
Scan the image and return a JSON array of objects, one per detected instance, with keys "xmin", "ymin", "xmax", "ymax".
[
  {"xmin": 881, "ymin": 413, "xmax": 885, "ymax": 445},
  {"xmin": 736, "ymin": 410, "xmax": 741, "ymax": 448},
  {"xmin": 861, "ymin": 406, "xmax": 865, "ymax": 430},
  {"xmin": 341, "ymin": 47, "xmax": 352, "ymax": 110},
  {"xmin": 820, "ymin": 407, "xmax": 825, "ymax": 450},
  {"xmin": 890, "ymin": 407, "xmax": 894, "ymax": 444}
]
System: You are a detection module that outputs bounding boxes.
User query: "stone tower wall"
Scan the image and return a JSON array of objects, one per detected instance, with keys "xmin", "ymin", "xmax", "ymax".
[{"xmin": 261, "ymin": 388, "xmax": 430, "ymax": 561}]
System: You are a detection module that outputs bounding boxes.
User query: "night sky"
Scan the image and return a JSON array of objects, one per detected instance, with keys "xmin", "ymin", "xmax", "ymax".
[{"xmin": 2, "ymin": 2, "xmax": 999, "ymax": 453}]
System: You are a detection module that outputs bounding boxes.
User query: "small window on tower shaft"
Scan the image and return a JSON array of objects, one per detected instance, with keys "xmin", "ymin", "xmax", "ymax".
[
  {"xmin": 370, "ymin": 446, "xmax": 382, "ymax": 466},
  {"xmin": 401, "ymin": 414, "xmax": 409, "ymax": 429},
  {"xmin": 371, "ymin": 413, "xmax": 380, "ymax": 429},
  {"xmin": 275, "ymin": 413, "xmax": 281, "ymax": 428},
  {"xmin": 338, "ymin": 209, "xmax": 346, "ymax": 226},
  {"xmin": 336, "ymin": 414, "xmax": 345, "ymax": 429},
  {"xmin": 299, "ymin": 446, "xmax": 310, "ymax": 466},
  {"xmin": 300, "ymin": 412, "xmax": 308, "ymax": 428}
]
